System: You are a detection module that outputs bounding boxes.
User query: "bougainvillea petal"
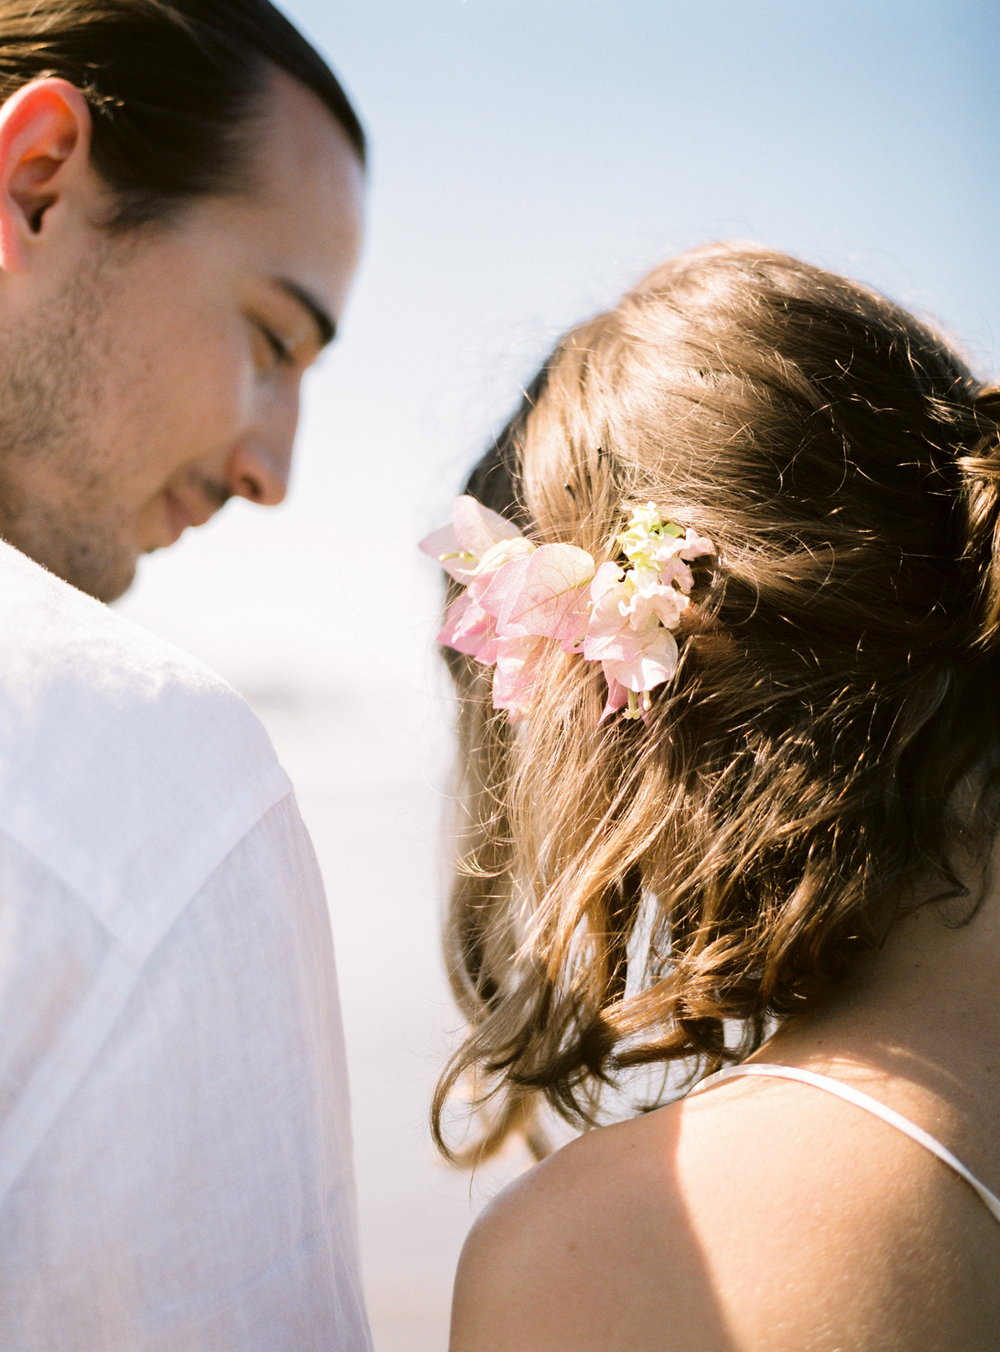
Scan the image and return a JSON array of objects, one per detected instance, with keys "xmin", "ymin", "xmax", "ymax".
[
  {"xmin": 420, "ymin": 496, "xmax": 529, "ymax": 585},
  {"xmin": 419, "ymin": 522, "xmax": 476, "ymax": 583},
  {"xmin": 438, "ymin": 592, "xmax": 497, "ymax": 659},
  {"xmin": 557, "ymin": 587, "xmax": 593, "ymax": 653},
  {"xmin": 652, "ymin": 556, "xmax": 694, "ymax": 593},
  {"xmin": 590, "ymin": 560, "xmax": 625, "ymax": 602},
  {"xmin": 479, "ymin": 551, "xmax": 532, "ymax": 618},
  {"xmin": 492, "ymin": 635, "xmax": 546, "ymax": 715},
  {"xmin": 452, "ymin": 494, "xmax": 524, "ymax": 558},
  {"xmin": 438, "ymin": 591, "xmax": 471, "ymax": 646},
  {"xmin": 492, "ymin": 543, "xmax": 595, "ymax": 639}
]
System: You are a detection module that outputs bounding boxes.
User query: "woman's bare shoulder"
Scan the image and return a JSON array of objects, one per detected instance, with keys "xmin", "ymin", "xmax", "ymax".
[
  {"xmin": 450, "ymin": 1077, "xmax": 999, "ymax": 1352},
  {"xmin": 451, "ymin": 1110, "xmax": 703, "ymax": 1352}
]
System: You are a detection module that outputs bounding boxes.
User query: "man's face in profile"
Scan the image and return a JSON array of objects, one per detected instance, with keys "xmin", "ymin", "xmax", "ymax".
[{"xmin": 0, "ymin": 69, "xmax": 364, "ymax": 601}]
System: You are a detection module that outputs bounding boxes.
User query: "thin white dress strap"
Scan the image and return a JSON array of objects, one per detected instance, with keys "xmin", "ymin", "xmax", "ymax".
[{"xmin": 691, "ymin": 1062, "xmax": 1000, "ymax": 1226}]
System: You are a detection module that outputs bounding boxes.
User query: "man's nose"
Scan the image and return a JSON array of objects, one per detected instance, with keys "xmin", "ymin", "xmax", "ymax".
[
  {"xmin": 225, "ymin": 379, "xmax": 301, "ymax": 507},
  {"xmin": 225, "ymin": 441, "xmax": 291, "ymax": 506}
]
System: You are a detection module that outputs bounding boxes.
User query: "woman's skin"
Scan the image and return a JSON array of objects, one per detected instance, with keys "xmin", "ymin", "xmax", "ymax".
[{"xmin": 451, "ymin": 843, "xmax": 1000, "ymax": 1350}]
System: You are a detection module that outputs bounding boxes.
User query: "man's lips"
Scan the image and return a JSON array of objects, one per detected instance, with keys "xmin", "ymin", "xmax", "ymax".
[{"xmin": 161, "ymin": 489, "xmax": 216, "ymax": 545}]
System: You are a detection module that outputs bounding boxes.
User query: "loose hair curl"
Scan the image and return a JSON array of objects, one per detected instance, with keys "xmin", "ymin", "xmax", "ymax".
[{"xmin": 432, "ymin": 243, "xmax": 1000, "ymax": 1163}]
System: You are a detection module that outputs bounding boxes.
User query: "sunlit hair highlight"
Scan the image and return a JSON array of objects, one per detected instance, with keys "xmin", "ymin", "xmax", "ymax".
[{"xmin": 431, "ymin": 242, "xmax": 1000, "ymax": 1164}]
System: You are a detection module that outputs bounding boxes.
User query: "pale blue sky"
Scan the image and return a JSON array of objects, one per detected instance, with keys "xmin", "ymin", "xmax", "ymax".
[{"xmin": 119, "ymin": 0, "xmax": 1000, "ymax": 695}]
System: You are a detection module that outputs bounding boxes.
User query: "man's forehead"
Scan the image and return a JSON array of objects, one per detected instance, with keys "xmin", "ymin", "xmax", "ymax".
[
  {"xmin": 255, "ymin": 69, "xmax": 365, "ymax": 212},
  {"xmin": 241, "ymin": 72, "xmax": 365, "ymax": 321}
]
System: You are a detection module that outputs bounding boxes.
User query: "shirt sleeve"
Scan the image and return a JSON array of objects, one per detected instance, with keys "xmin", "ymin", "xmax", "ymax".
[{"xmin": 0, "ymin": 792, "xmax": 372, "ymax": 1352}]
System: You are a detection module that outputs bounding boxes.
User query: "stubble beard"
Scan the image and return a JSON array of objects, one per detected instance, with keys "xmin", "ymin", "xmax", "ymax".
[
  {"xmin": 0, "ymin": 245, "xmax": 141, "ymax": 603},
  {"xmin": 0, "ymin": 490, "xmax": 136, "ymax": 602}
]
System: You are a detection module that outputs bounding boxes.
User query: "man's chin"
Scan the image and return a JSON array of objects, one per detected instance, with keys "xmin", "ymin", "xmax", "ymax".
[
  {"xmin": 52, "ymin": 541, "xmax": 138, "ymax": 604},
  {"xmin": 95, "ymin": 564, "xmax": 139, "ymax": 604},
  {"xmin": 1, "ymin": 513, "xmax": 139, "ymax": 600}
]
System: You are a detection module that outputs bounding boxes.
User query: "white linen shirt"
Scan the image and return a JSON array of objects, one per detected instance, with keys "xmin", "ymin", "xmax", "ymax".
[{"xmin": 0, "ymin": 540, "xmax": 372, "ymax": 1351}]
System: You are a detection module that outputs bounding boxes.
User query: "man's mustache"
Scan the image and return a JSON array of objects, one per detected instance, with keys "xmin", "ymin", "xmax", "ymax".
[{"xmin": 189, "ymin": 472, "xmax": 232, "ymax": 511}]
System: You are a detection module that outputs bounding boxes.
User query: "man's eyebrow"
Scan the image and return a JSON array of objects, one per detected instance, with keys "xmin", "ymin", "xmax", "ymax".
[{"xmin": 275, "ymin": 278, "xmax": 337, "ymax": 348}]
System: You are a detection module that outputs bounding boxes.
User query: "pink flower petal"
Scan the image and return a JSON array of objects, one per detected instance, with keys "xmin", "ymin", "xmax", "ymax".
[
  {"xmin": 555, "ymin": 587, "xmax": 592, "ymax": 651},
  {"xmin": 599, "ymin": 676, "xmax": 629, "ymax": 723},
  {"xmin": 582, "ymin": 598, "xmax": 634, "ymax": 663},
  {"xmin": 492, "ymin": 635, "xmax": 546, "ymax": 716},
  {"xmin": 655, "ymin": 557, "xmax": 694, "ymax": 593},
  {"xmin": 628, "ymin": 584, "xmax": 688, "ymax": 631},
  {"xmin": 419, "ymin": 522, "xmax": 459, "ymax": 561},
  {"xmin": 479, "ymin": 551, "xmax": 531, "ymax": 618},
  {"xmin": 477, "ymin": 633, "xmax": 502, "ymax": 664},
  {"xmin": 590, "ymin": 560, "xmax": 625, "ymax": 602},
  {"xmin": 466, "ymin": 565, "xmax": 503, "ymax": 604},
  {"xmin": 438, "ymin": 592, "xmax": 498, "ymax": 660},
  {"xmin": 656, "ymin": 528, "xmax": 714, "ymax": 565},
  {"xmin": 558, "ymin": 587, "xmax": 592, "ymax": 654},
  {"xmin": 676, "ymin": 528, "xmax": 714, "ymax": 562},
  {"xmin": 491, "ymin": 543, "xmax": 595, "ymax": 640},
  {"xmin": 420, "ymin": 497, "xmax": 528, "ymax": 584},
  {"xmin": 419, "ymin": 523, "xmax": 479, "ymax": 583},
  {"xmin": 584, "ymin": 628, "xmax": 635, "ymax": 665},
  {"xmin": 601, "ymin": 628, "xmax": 679, "ymax": 692},
  {"xmin": 453, "ymin": 495, "xmax": 524, "ymax": 558}
]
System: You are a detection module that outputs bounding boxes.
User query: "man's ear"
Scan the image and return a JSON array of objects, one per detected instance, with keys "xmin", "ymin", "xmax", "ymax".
[{"xmin": 0, "ymin": 78, "xmax": 94, "ymax": 274}]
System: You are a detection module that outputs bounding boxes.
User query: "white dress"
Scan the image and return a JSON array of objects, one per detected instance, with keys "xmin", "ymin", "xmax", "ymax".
[{"xmin": 0, "ymin": 541, "xmax": 372, "ymax": 1350}]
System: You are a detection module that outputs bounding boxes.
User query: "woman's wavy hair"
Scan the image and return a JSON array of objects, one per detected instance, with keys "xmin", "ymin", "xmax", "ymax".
[{"xmin": 431, "ymin": 242, "xmax": 1000, "ymax": 1163}]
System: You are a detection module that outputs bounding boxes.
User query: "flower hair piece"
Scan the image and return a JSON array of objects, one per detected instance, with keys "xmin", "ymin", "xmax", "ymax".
[{"xmin": 420, "ymin": 497, "xmax": 714, "ymax": 722}]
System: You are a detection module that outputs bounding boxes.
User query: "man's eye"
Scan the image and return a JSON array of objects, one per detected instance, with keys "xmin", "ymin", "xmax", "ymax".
[{"xmin": 255, "ymin": 322, "xmax": 292, "ymax": 366}]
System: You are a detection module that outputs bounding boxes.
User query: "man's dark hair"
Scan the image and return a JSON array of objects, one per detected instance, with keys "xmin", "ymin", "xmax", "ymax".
[{"xmin": 0, "ymin": 0, "xmax": 365, "ymax": 227}]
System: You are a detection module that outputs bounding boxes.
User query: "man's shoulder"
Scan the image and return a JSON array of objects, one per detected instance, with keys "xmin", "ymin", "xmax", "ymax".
[
  {"xmin": 0, "ymin": 538, "xmax": 234, "ymax": 694},
  {"xmin": 0, "ymin": 539, "xmax": 266, "ymax": 762},
  {"xmin": 0, "ymin": 542, "xmax": 292, "ymax": 950}
]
